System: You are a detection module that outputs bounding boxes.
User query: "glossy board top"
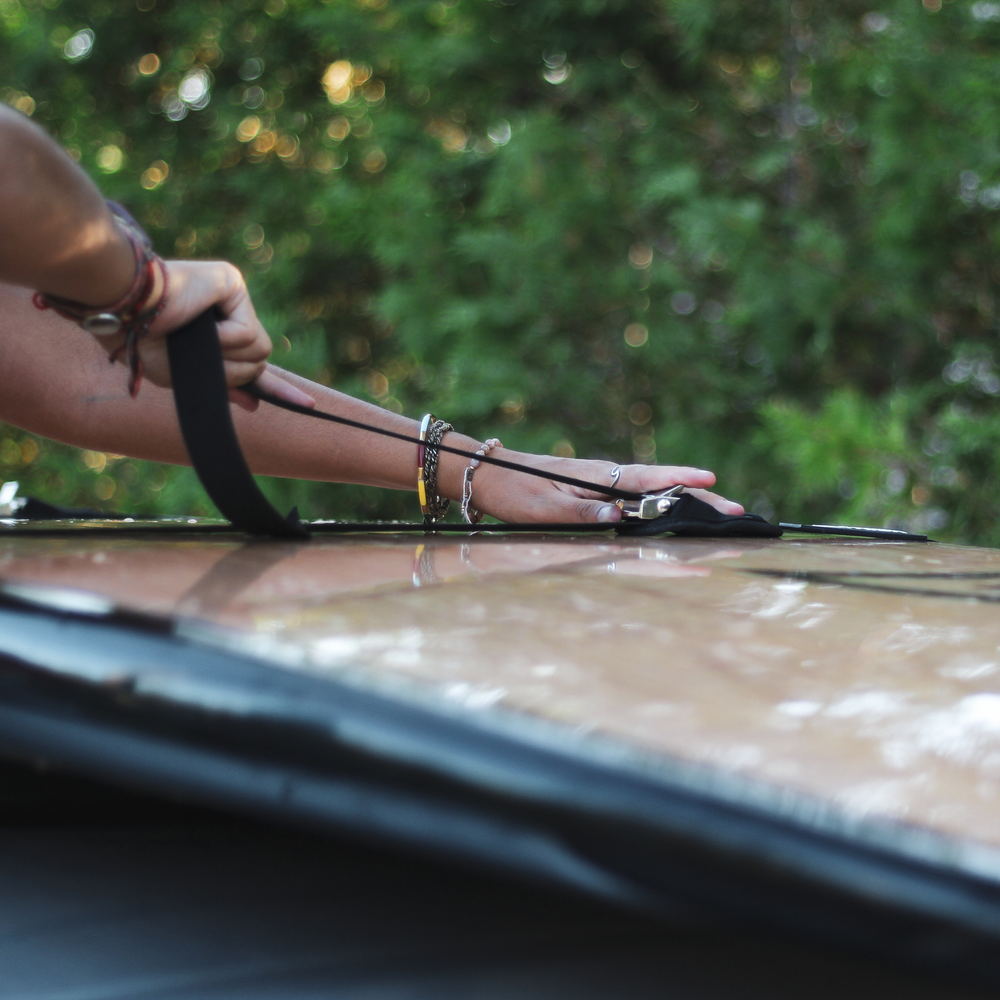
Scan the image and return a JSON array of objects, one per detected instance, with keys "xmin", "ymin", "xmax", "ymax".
[{"xmin": 3, "ymin": 525, "xmax": 1000, "ymax": 851}]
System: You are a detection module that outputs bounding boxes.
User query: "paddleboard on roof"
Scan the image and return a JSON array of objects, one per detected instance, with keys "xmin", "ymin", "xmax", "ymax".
[{"xmin": 3, "ymin": 523, "xmax": 1000, "ymax": 977}]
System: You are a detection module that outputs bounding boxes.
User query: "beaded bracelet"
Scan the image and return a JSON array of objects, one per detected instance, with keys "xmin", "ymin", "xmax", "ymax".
[
  {"xmin": 461, "ymin": 438, "xmax": 502, "ymax": 524},
  {"xmin": 417, "ymin": 413, "xmax": 453, "ymax": 523}
]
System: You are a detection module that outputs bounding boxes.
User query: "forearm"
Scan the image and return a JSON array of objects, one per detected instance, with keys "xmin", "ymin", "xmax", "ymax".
[
  {"xmin": 0, "ymin": 284, "xmax": 475, "ymax": 498},
  {"xmin": 0, "ymin": 286, "xmax": 740, "ymax": 523},
  {"xmin": 0, "ymin": 106, "xmax": 134, "ymax": 305}
]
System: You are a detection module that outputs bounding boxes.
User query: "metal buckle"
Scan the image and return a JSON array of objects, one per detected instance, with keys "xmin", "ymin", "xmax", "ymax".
[{"xmin": 615, "ymin": 484, "xmax": 685, "ymax": 520}]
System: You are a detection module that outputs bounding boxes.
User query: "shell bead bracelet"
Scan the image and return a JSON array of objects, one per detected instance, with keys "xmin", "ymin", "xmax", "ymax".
[{"xmin": 461, "ymin": 438, "xmax": 503, "ymax": 524}]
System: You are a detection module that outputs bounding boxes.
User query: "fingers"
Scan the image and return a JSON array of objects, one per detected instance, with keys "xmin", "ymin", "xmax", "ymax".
[
  {"xmin": 216, "ymin": 322, "xmax": 271, "ymax": 360},
  {"xmin": 685, "ymin": 488, "xmax": 745, "ymax": 516},
  {"xmin": 617, "ymin": 463, "xmax": 717, "ymax": 494},
  {"xmin": 474, "ymin": 452, "xmax": 746, "ymax": 524},
  {"xmin": 227, "ymin": 368, "xmax": 315, "ymax": 412},
  {"xmin": 221, "ymin": 357, "xmax": 267, "ymax": 388},
  {"xmin": 254, "ymin": 368, "xmax": 316, "ymax": 408},
  {"xmin": 534, "ymin": 491, "xmax": 623, "ymax": 525},
  {"xmin": 592, "ymin": 463, "xmax": 743, "ymax": 514},
  {"xmin": 152, "ymin": 259, "xmax": 272, "ymax": 363}
]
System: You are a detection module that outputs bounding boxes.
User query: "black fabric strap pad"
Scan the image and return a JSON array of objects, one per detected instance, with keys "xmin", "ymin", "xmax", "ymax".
[
  {"xmin": 615, "ymin": 493, "xmax": 784, "ymax": 538},
  {"xmin": 166, "ymin": 309, "xmax": 309, "ymax": 538}
]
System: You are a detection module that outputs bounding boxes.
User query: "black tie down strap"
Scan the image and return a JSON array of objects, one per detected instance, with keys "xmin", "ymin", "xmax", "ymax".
[
  {"xmin": 166, "ymin": 309, "xmax": 308, "ymax": 539},
  {"xmin": 165, "ymin": 310, "xmax": 923, "ymax": 542}
]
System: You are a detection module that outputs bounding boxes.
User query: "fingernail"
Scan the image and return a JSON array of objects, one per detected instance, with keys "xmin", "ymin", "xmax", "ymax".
[{"xmin": 597, "ymin": 504, "xmax": 620, "ymax": 523}]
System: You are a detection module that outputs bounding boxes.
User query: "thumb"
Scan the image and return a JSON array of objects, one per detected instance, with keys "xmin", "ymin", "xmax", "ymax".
[{"xmin": 547, "ymin": 495, "xmax": 622, "ymax": 524}]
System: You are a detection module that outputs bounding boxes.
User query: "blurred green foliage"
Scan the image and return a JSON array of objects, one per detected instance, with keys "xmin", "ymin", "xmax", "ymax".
[{"xmin": 2, "ymin": 0, "xmax": 1000, "ymax": 539}]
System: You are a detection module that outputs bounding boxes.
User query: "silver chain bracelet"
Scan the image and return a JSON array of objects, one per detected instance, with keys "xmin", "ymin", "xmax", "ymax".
[{"xmin": 461, "ymin": 438, "xmax": 503, "ymax": 524}]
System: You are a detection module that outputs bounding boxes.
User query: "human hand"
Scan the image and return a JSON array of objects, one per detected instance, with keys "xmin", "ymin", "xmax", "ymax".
[
  {"xmin": 468, "ymin": 452, "xmax": 744, "ymax": 524},
  {"xmin": 98, "ymin": 259, "xmax": 314, "ymax": 411}
]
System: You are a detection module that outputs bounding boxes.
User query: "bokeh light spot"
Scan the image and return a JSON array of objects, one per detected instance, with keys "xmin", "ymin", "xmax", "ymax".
[
  {"xmin": 629, "ymin": 402, "xmax": 652, "ymax": 425},
  {"xmin": 363, "ymin": 148, "xmax": 386, "ymax": 172},
  {"xmin": 63, "ymin": 29, "xmax": 94, "ymax": 62},
  {"xmin": 82, "ymin": 450, "xmax": 107, "ymax": 473},
  {"xmin": 624, "ymin": 323, "xmax": 649, "ymax": 347},
  {"xmin": 628, "ymin": 243, "xmax": 653, "ymax": 269},
  {"xmin": 323, "ymin": 60, "xmax": 354, "ymax": 104},
  {"xmin": 96, "ymin": 145, "xmax": 123, "ymax": 173},
  {"xmin": 236, "ymin": 115, "xmax": 261, "ymax": 141},
  {"xmin": 140, "ymin": 160, "xmax": 169, "ymax": 190},
  {"xmin": 94, "ymin": 475, "xmax": 116, "ymax": 500},
  {"xmin": 671, "ymin": 292, "xmax": 697, "ymax": 315},
  {"xmin": 276, "ymin": 134, "xmax": 299, "ymax": 160},
  {"xmin": 366, "ymin": 370, "xmax": 389, "ymax": 397},
  {"xmin": 243, "ymin": 223, "xmax": 265, "ymax": 249},
  {"xmin": 327, "ymin": 116, "xmax": 351, "ymax": 140}
]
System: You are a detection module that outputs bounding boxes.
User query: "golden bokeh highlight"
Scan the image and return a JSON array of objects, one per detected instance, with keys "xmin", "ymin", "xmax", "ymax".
[
  {"xmin": 311, "ymin": 150, "xmax": 345, "ymax": 174},
  {"xmin": 322, "ymin": 60, "xmax": 377, "ymax": 105},
  {"xmin": 140, "ymin": 160, "xmax": 169, "ymax": 189},
  {"xmin": 426, "ymin": 117, "xmax": 467, "ymax": 154},
  {"xmin": 96, "ymin": 145, "xmax": 123, "ymax": 173},
  {"xmin": 628, "ymin": 243, "xmax": 653, "ymax": 269},
  {"xmin": 137, "ymin": 53, "xmax": 160, "ymax": 75},
  {"xmin": 327, "ymin": 116, "xmax": 351, "ymax": 140},
  {"xmin": 82, "ymin": 450, "xmax": 107, "ymax": 473},
  {"xmin": 276, "ymin": 134, "xmax": 300, "ymax": 160},
  {"xmin": 236, "ymin": 115, "xmax": 261, "ymax": 142},
  {"xmin": 366, "ymin": 370, "xmax": 389, "ymax": 398},
  {"xmin": 363, "ymin": 148, "xmax": 386, "ymax": 173},
  {"xmin": 174, "ymin": 227, "xmax": 197, "ymax": 255},
  {"xmin": 322, "ymin": 60, "xmax": 353, "ymax": 104},
  {"xmin": 628, "ymin": 401, "xmax": 652, "ymax": 425},
  {"xmin": 243, "ymin": 223, "xmax": 265, "ymax": 249},
  {"xmin": 252, "ymin": 129, "xmax": 277, "ymax": 153},
  {"xmin": 4, "ymin": 91, "xmax": 35, "ymax": 116},
  {"xmin": 94, "ymin": 475, "xmax": 116, "ymax": 501},
  {"xmin": 500, "ymin": 399, "xmax": 525, "ymax": 423},
  {"xmin": 624, "ymin": 323, "xmax": 649, "ymax": 347}
]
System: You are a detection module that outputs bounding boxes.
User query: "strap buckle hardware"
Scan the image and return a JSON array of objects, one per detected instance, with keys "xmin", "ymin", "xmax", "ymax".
[{"xmin": 616, "ymin": 485, "xmax": 685, "ymax": 520}]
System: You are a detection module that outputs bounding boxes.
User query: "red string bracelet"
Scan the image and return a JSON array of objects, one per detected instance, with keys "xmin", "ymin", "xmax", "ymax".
[{"xmin": 33, "ymin": 202, "xmax": 168, "ymax": 397}]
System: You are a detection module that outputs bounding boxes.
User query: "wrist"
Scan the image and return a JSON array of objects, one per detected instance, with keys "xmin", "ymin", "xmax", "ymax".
[
  {"xmin": 435, "ymin": 431, "xmax": 491, "ymax": 503},
  {"xmin": 71, "ymin": 224, "xmax": 136, "ymax": 307},
  {"xmin": 33, "ymin": 203, "xmax": 168, "ymax": 398},
  {"xmin": 440, "ymin": 441, "xmax": 523, "ymax": 521}
]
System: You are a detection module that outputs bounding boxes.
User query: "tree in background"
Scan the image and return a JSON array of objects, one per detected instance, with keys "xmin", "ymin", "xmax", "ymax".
[{"xmin": 2, "ymin": 0, "xmax": 1000, "ymax": 540}]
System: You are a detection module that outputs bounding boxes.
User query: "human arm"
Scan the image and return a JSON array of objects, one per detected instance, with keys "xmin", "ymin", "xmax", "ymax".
[
  {"xmin": 0, "ymin": 284, "xmax": 742, "ymax": 523},
  {"xmin": 0, "ymin": 105, "xmax": 309, "ymax": 408}
]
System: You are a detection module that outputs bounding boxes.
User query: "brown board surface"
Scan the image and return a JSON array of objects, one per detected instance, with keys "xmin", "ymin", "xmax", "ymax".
[{"xmin": 3, "ymin": 524, "xmax": 1000, "ymax": 976}]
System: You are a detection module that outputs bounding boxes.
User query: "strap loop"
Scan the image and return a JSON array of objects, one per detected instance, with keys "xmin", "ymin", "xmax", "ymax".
[{"xmin": 167, "ymin": 309, "xmax": 308, "ymax": 538}]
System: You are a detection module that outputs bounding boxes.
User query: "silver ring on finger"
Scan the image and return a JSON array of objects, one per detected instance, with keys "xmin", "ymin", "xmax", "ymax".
[{"xmin": 609, "ymin": 466, "xmax": 622, "ymax": 490}]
